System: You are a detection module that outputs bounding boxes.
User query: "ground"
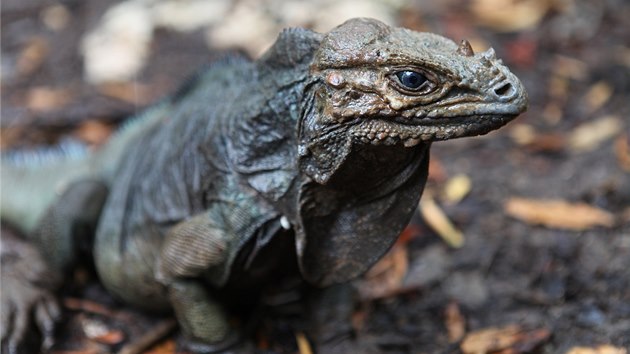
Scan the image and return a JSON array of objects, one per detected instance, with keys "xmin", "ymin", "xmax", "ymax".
[{"xmin": 1, "ymin": 0, "xmax": 629, "ymax": 353}]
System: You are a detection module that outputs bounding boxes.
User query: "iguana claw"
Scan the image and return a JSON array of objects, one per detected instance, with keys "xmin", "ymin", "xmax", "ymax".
[
  {"xmin": 185, "ymin": 331, "xmax": 244, "ymax": 354},
  {"xmin": 1, "ymin": 228, "xmax": 61, "ymax": 353}
]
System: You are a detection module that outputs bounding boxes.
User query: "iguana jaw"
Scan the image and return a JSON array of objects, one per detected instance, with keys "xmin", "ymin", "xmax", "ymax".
[{"xmin": 348, "ymin": 113, "xmax": 518, "ymax": 146}]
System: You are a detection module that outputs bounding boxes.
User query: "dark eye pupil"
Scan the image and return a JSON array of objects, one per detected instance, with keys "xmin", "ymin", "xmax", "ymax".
[{"xmin": 396, "ymin": 71, "xmax": 427, "ymax": 89}]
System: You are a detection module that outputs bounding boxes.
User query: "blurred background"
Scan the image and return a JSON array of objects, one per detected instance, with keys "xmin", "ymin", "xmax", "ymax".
[{"xmin": 1, "ymin": 0, "xmax": 629, "ymax": 353}]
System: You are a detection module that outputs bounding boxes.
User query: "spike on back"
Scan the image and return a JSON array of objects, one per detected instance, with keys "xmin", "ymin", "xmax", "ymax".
[
  {"xmin": 457, "ymin": 39, "xmax": 475, "ymax": 57},
  {"xmin": 260, "ymin": 27, "xmax": 323, "ymax": 68},
  {"xmin": 1, "ymin": 138, "xmax": 88, "ymax": 168}
]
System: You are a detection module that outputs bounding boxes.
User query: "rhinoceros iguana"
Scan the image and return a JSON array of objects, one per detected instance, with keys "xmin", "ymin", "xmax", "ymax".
[{"xmin": 1, "ymin": 18, "xmax": 527, "ymax": 353}]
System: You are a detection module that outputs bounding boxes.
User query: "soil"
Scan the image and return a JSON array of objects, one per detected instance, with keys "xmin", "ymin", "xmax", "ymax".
[{"xmin": 1, "ymin": 0, "xmax": 628, "ymax": 353}]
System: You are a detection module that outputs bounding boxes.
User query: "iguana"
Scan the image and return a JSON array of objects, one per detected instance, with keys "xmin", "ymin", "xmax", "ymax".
[{"xmin": 0, "ymin": 18, "xmax": 527, "ymax": 353}]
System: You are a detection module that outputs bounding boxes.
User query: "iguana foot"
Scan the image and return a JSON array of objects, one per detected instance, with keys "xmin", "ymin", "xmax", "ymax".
[
  {"xmin": 307, "ymin": 284, "xmax": 356, "ymax": 352},
  {"xmin": 167, "ymin": 279, "xmax": 241, "ymax": 353},
  {"xmin": 185, "ymin": 331, "xmax": 243, "ymax": 354},
  {"xmin": 1, "ymin": 227, "xmax": 61, "ymax": 354}
]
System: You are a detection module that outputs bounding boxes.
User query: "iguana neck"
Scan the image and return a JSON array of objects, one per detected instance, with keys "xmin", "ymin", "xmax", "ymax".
[
  {"xmin": 298, "ymin": 81, "xmax": 430, "ymax": 190},
  {"xmin": 329, "ymin": 143, "xmax": 428, "ymax": 193}
]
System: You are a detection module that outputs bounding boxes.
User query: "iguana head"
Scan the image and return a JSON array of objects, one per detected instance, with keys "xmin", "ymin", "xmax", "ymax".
[
  {"xmin": 295, "ymin": 18, "xmax": 527, "ymax": 286},
  {"xmin": 308, "ymin": 18, "xmax": 527, "ymax": 147}
]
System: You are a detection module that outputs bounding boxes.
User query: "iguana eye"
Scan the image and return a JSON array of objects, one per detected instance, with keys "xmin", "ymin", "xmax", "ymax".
[{"xmin": 395, "ymin": 71, "xmax": 428, "ymax": 90}]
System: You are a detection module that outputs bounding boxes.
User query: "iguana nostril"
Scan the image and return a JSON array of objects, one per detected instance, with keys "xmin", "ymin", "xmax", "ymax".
[{"xmin": 494, "ymin": 82, "xmax": 513, "ymax": 97}]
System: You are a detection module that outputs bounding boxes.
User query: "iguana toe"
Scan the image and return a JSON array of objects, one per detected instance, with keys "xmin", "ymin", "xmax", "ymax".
[
  {"xmin": 185, "ymin": 331, "xmax": 242, "ymax": 354},
  {"xmin": 1, "ymin": 229, "xmax": 61, "ymax": 353}
]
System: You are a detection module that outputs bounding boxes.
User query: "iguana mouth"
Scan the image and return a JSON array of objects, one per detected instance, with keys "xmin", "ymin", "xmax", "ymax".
[{"xmin": 349, "ymin": 114, "xmax": 516, "ymax": 146}]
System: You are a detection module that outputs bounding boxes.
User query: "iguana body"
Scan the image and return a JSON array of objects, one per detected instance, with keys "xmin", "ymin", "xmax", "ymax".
[{"xmin": 1, "ymin": 18, "xmax": 527, "ymax": 352}]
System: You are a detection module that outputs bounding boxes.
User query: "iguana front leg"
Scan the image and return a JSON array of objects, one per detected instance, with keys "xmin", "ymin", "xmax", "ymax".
[
  {"xmin": 307, "ymin": 283, "xmax": 357, "ymax": 353},
  {"xmin": 1, "ymin": 179, "xmax": 108, "ymax": 353},
  {"xmin": 156, "ymin": 212, "xmax": 240, "ymax": 352},
  {"xmin": 1, "ymin": 227, "xmax": 61, "ymax": 354},
  {"xmin": 33, "ymin": 180, "xmax": 109, "ymax": 271}
]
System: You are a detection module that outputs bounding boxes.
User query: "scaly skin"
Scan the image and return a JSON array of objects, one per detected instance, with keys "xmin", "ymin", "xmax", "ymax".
[{"xmin": 0, "ymin": 18, "xmax": 527, "ymax": 353}]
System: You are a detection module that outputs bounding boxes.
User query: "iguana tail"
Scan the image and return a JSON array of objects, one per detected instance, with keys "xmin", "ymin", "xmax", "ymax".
[
  {"xmin": 0, "ymin": 102, "xmax": 169, "ymax": 235},
  {"xmin": 1, "ymin": 140, "xmax": 96, "ymax": 234}
]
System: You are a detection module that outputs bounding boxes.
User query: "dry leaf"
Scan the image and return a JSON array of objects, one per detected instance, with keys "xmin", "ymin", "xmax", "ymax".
[
  {"xmin": 97, "ymin": 82, "xmax": 153, "ymax": 105},
  {"xmin": 471, "ymin": 0, "xmax": 551, "ymax": 32},
  {"xmin": 398, "ymin": 5, "xmax": 428, "ymax": 32},
  {"xmin": 566, "ymin": 345, "xmax": 628, "ymax": 354},
  {"xmin": 398, "ymin": 224, "xmax": 423, "ymax": 244},
  {"xmin": 445, "ymin": 302, "xmax": 466, "ymax": 343},
  {"xmin": 296, "ymin": 331, "xmax": 314, "ymax": 354},
  {"xmin": 544, "ymin": 74, "xmax": 568, "ymax": 124},
  {"xmin": 356, "ymin": 225, "xmax": 419, "ymax": 300},
  {"xmin": 310, "ymin": 0, "xmax": 398, "ymax": 34},
  {"xmin": 206, "ymin": 0, "xmax": 398, "ymax": 57},
  {"xmin": 81, "ymin": 317, "xmax": 125, "ymax": 345},
  {"xmin": 542, "ymin": 102, "xmax": 564, "ymax": 124},
  {"xmin": 0, "ymin": 125, "xmax": 29, "ymax": 150},
  {"xmin": 614, "ymin": 134, "xmax": 630, "ymax": 171},
  {"xmin": 143, "ymin": 338, "xmax": 177, "ymax": 354},
  {"xmin": 583, "ymin": 81, "xmax": 613, "ymax": 113},
  {"xmin": 528, "ymin": 134, "xmax": 566, "ymax": 152},
  {"xmin": 90, "ymin": 330, "xmax": 125, "ymax": 346},
  {"xmin": 429, "ymin": 156, "xmax": 448, "ymax": 182},
  {"xmin": 26, "ymin": 87, "xmax": 73, "ymax": 112},
  {"xmin": 510, "ymin": 124, "xmax": 567, "ymax": 152},
  {"xmin": 49, "ymin": 346, "xmax": 101, "ymax": 354},
  {"xmin": 569, "ymin": 116, "xmax": 622, "ymax": 152},
  {"xmin": 510, "ymin": 124, "xmax": 537, "ymax": 145},
  {"xmin": 549, "ymin": 75, "xmax": 569, "ymax": 100},
  {"xmin": 443, "ymin": 174, "xmax": 472, "ymax": 205},
  {"xmin": 152, "ymin": 0, "xmax": 230, "ymax": 32},
  {"xmin": 505, "ymin": 197, "xmax": 615, "ymax": 231},
  {"xmin": 17, "ymin": 37, "xmax": 48, "ymax": 76},
  {"xmin": 357, "ymin": 243, "xmax": 408, "ymax": 300},
  {"xmin": 461, "ymin": 325, "xmax": 520, "ymax": 353},
  {"xmin": 41, "ymin": 4, "xmax": 71, "ymax": 31},
  {"xmin": 81, "ymin": 1, "xmax": 153, "ymax": 83},
  {"xmin": 553, "ymin": 55, "xmax": 588, "ymax": 80},
  {"xmin": 118, "ymin": 319, "xmax": 177, "ymax": 354},
  {"xmin": 351, "ymin": 308, "xmax": 368, "ymax": 333},
  {"xmin": 504, "ymin": 37, "xmax": 537, "ymax": 68},
  {"xmin": 461, "ymin": 325, "xmax": 550, "ymax": 354},
  {"xmin": 420, "ymin": 191, "xmax": 464, "ymax": 248},
  {"xmin": 64, "ymin": 298, "xmax": 117, "ymax": 317},
  {"xmin": 74, "ymin": 120, "xmax": 114, "ymax": 147},
  {"xmin": 468, "ymin": 38, "xmax": 491, "ymax": 54},
  {"xmin": 205, "ymin": 2, "xmax": 277, "ymax": 57},
  {"xmin": 63, "ymin": 297, "xmax": 134, "ymax": 322}
]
